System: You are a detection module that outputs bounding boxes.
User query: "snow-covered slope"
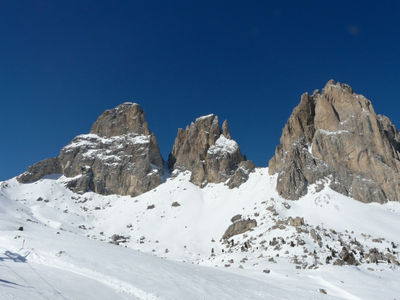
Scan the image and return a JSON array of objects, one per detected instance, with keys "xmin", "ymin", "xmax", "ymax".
[{"xmin": 1, "ymin": 169, "xmax": 400, "ymax": 299}]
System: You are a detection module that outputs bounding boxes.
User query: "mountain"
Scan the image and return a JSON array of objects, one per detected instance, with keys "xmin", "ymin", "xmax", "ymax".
[
  {"xmin": 168, "ymin": 114, "xmax": 255, "ymax": 188},
  {"xmin": 17, "ymin": 103, "xmax": 164, "ymax": 196},
  {"xmin": 269, "ymin": 80, "xmax": 400, "ymax": 203},
  {"xmin": 1, "ymin": 81, "xmax": 400, "ymax": 299}
]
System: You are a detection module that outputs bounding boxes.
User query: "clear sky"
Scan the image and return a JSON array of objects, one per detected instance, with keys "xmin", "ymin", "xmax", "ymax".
[{"xmin": 1, "ymin": 1, "xmax": 400, "ymax": 180}]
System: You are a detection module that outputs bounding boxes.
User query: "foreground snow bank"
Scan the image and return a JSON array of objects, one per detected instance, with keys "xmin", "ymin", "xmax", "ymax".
[{"xmin": 0, "ymin": 169, "xmax": 399, "ymax": 299}]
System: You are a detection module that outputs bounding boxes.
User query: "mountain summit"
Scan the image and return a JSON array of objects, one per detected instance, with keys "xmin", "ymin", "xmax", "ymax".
[
  {"xmin": 18, "ymin": 103, "xmax": 164, "ymax": 196},
  {"xmin": 269, "ymin": 80, "xmax": 400, "ymax": 203},
  {"xmin": 168, "ymin": 114, "xmax": 255, "ymax": 188}
]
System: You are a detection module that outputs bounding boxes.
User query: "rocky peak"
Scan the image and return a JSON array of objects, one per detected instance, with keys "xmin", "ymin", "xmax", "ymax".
[
  {"xmin": 168, "ymin": 114, "xmax": 254, "ymax": 188},
  {"xmin": 269, "ymin": 80, "xmax": 400, "ymax": 203},
  {"xmin": 90, "ymin": 102, "xmax": 151, "ymax": 138},
  {"xmin": 222, "ymin": 120, "xmax": 231, "ymax": 139},
  {"xmin": 18, "ymin": 103, "xmax": 164, "ymax": 197},
  {"xmin": 168, "ymin": 114, "xmax": 221, "ymax": 171}
]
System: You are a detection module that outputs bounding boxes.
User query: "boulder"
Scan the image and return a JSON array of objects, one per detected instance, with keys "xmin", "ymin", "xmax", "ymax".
[
  {"xmin": 287, "ymin": 217, "xmax": 305, "ymax": 226},
  {"xmin": 222, "ymin": 219, "xmax": 257, "ymax": 240},
  {"xmin": 338, "ymin": 247, "xmax": 358, "ymax": 265},
  {"xmin": 230, "ymin": 214, "xmax": 242, "ymax": 223}
]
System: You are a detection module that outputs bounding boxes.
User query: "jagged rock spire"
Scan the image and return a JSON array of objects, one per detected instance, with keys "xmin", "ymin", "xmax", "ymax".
[
  {"xmin": 222, "ymin": 120, "xmax": 231, "ymax": 139},
  {"xmin": 168, "ymin": 114, "xmax": 254, "ymax": 188}
]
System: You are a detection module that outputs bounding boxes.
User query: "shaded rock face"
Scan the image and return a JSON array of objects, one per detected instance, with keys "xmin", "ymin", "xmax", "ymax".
[
  {"xmin": 17, "ymin": 158, "xmax": 61, "ymax": 183},
  {"xmin": 226, "ymin": 160, "xmax": 256, "ymax": 189},
  {"xmin": 18, "ymin": 103, "xmax": 164, "ymax": 197},
  {"xmin": 269, "ymin": 80, "xmax": 400, "ymax": 203},
  {"xmin": 168, "ymin": 114, "xmax": 254, "ymax": 187}
]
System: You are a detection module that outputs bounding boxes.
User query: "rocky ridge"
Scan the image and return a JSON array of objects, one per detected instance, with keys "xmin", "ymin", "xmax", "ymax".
[
  {"xmin": 17, "ymin": 80, "xmax": 400, "ymax": 203},
  {"xmin": 168, "ymin": 114, "xmax": 255, "ymax": 188},
  {"xmin": 269, "ymin": 80, "xmax": 400, "ymax": 203}
]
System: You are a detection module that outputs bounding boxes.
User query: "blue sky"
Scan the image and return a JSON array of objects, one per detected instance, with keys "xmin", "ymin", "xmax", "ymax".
[{"xmin": 1, "ymin": 1, "xmax": 400, "ymax": 180}]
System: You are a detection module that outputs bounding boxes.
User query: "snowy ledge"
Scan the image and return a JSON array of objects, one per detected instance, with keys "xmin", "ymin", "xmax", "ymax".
[
  {"xmin": 317, "ymin": 129, "xmax": 350, "ymax": 136},
  {"xmin": 208, "ymin": 136, "xmax": 238, "ymax": 155},
  {"xmin": 196, "ymin": 114, "xmax": 214, "ymax": 121},
  {"xmin": 63, "ymin": 133, "xmax": 151, "ymax": 150}
]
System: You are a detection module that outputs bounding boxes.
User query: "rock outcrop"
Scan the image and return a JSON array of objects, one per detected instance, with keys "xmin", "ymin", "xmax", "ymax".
[
  {"xmin": 168, "ymin": 114, "xmax": 254, "ymax": 187},
  {"xmin": 18, "ymin": 103, "xmax": 164, "ymax": 196},
  {"xmin": 269, "ymin": 80, "xmax": 400, "ymax": 203},
  {"xmin": 17, "ymin": 157, "xmax": 61, "ymax": 183},
  {"xmin": 222, "ymin": 218, "xmax": 257, "ymax": 240}
]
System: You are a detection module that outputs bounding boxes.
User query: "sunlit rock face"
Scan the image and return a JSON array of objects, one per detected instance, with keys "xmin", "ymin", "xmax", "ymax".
[
  {"xmin": 269, "ymin": 80, "xmax": 400, "ymax": 203},
  {"xmin": 168, "ymin": 114, "xmax": 254, "ymax": 188},
  {"xmin": 19, "ymin": 103, "xmax": 164, "ymax": 196}
]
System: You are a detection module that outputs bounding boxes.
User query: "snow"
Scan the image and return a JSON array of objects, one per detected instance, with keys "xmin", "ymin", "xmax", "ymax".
[
  {"xmin": 120, "ymin": 102, "xmax": 139, "ymax": 106},
  {"xmin": 0, "ymin": 169, "xmax": 400, "ymax": 299},
  {"xmin": 208, "ymin": 136, "xmax": 238, "ymax": 155},
  {"xmin": 317, "ymin": 129, "xmax": 350, "ymax": 136},
  {"xmin": 64, "ymin": 133, "xmax": 151, "ymax": 151},
  {"xmin": 308, "ymin": 143, "xmax": 313, "ymax": 155},
  {"xmin": 60, "ymin": 133, "xmax": 152, "ymax": 166},
  {"xmin": 128, "ymin": 135, "xmax": 151, "ymax": 145},
  {"xmin": 195, "ymin": 114, "xmax": 214, "ymax": 121}
]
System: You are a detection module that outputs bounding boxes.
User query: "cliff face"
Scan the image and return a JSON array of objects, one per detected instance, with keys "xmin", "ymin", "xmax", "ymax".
[
  {"xmin": 18, "ymin": 103, "xmax": 164, "ymax": 197},
  {"xmin": 168, "ymin": 114, "xmax": 254, "ymax": 188},
  {"xmin": 269, "ymin": 80, "xmax": 400, "ymax": 203}
]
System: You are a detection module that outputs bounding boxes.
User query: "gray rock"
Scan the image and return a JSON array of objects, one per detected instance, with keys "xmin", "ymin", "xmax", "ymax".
[
  {"xmin": 227, "ymin": 160, "xmax": 256, "ymax": 189},
  {"xmin": 310, "ymin": 229, "xmax": 321, "ymax": 243},
  {"xmin": 366, "ymin": 248, "xmax": 385, "ymax": 263},
  {"xmin": 333, "ymin": 259, "xmax": 345, "ymax": 266},
  {"xmin": 230, "ymin": 214, "xmax": 242, "ymax": 223},
  {"xmin": 65, "ymin": 166, "xmax": 94, "ymax": 194},
  {"xmin": 385, "ymin": 253, "xmax": 400, "ymax": 265},
  {"xmin": 222, "ymin": 219, "xmax": 257, "ymax": 240},
  {"xmin": 17, "ymin": 157, "xmax": 61, "ymax": 183},
  {"xmin": 168, "ymin": 114, "xmax": 252, "ymax": 187},
  {"xmin": 339, "ymin": 247, "xmax": 358, "ymax": 265},
  {"xmin": 319, "ymin": 289, "xmax": 327, "ymax": 295},
  {"xmin": 269, "ymin": 80, "xmax": 400, "ymax": 203},
  {"xmin": 110, "ymin": 234, "xmax": 128, "ymax": 245},
  {"xmin": 287, "ymin": 217, "xmax": 305, "ymax": 227}
]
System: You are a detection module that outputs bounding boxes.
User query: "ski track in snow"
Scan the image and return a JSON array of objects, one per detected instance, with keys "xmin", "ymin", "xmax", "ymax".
[
  {"xmin": 34, "ymin": 258, "xmax": 158, "ymax": 300},
  {"xmin": 308, "ymin": 275, "xmax": 362, "ymax": 300},
  {"xmin": 1, "ymin": 248, "xmax": 158, "ymax": 300},
  {"xmin": 10, "ymin": 246, "xmax": 157, "ymax": 300}
]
